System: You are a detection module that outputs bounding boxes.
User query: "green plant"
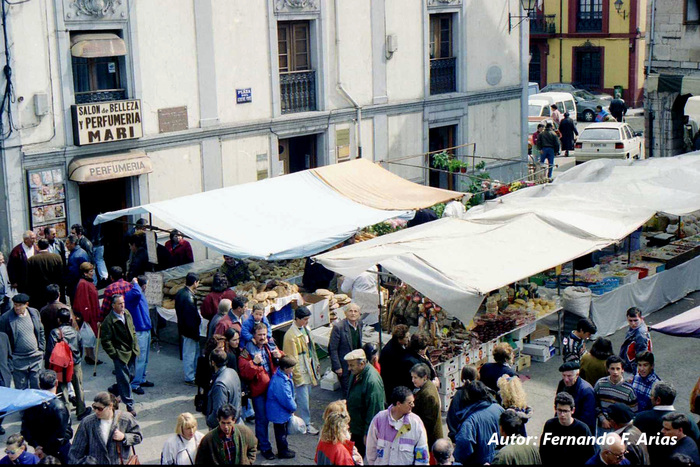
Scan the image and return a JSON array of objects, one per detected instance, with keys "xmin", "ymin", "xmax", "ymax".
[
  {"xmin": 431, "ymin": 151, "xmax": 449, "ymax": 170},
  {"xmin": 368, "ymin": 222, "xmax": 394, "ymax": 236},
  {"xmin": 475, "ymin": 160, "xmax": 487, "ymax": 171},
  {"xmin": 431, "ymin": 203, "xmax": 446, "ymax": 218},
  {"xmin": 448, "ymin": 158, "xmax": 467, "ymax": 173}
]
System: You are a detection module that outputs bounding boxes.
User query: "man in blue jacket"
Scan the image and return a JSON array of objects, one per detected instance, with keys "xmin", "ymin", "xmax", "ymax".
[
  {"xmin": 454, "ymin": 381, "xmax": 504, "ymax": 465},
  {"xmin": 65, "ymin": 235, "xmax": 90, "ymax": 301},
  {"xmin": 266, "ymin": 355, "xmax": 298, "ymax": 459},
  {"xmin": 555, "ymin": 361, "xmax": 596, "ymax": 433},
  {"xmin": 125, "ymin": 275, "xmax": 153, "ymax": 395}
]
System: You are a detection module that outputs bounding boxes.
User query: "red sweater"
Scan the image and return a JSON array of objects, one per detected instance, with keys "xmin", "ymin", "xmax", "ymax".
[
  {"xmin": 200, "ymin": 289, "xmax": 238, "ymax": 321},
  {"xmin": 238, "ymin": 346, "xmax": 282, "ymax": 398},
  {"xmin": 164, "ymin": 239, "xmax": 194, "ymax": 266},
  {"xmin": 315, "ymin": 440, "xmax": 355, "ymax": 466}
]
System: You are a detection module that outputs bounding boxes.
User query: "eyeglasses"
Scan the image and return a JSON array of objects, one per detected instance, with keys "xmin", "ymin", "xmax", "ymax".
[
  {"xmin": 5, "ymin": 449, "xmax": 19, "ymax": 455},
  {"xmin": 606, "ymin": 450, "xmax": 628, "ymax": 460},
  {"xmin": 92, "ymin": 404, "xmax": 106, "ymax": 412}
]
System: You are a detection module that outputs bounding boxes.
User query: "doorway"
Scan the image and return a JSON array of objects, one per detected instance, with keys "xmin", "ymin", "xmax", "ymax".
[
  {"xmin": 279, "ymin": 134, "xmax": 317, "ymax": 174},
  {"xmin": 78, "ymin": 177, "xmax": 131, "ymax": 270},
  {"xmin": 428, "ymin": 125, "xmax": 457, "ymax": 190}
]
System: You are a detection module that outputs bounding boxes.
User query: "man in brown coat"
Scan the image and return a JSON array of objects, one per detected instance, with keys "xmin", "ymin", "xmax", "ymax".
[
  {"xmin": 7, "ymin": 230, "xmax": 37, "ymax": 294},
  {"xmin": 27, "ymin": 239, "xmax": 64, "ymax": 309},
  {"xmin": 195, "ymin": 404, "xmax": 257, "ymax": 464}
]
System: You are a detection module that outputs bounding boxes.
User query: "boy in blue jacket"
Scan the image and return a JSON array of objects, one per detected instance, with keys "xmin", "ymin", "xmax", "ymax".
[
  {"xmin": 266, "ymin": 355, "xmax": 298, "ymax": 459},
  {"xmin": 241, "ymin": 304, "xmax": 276, "ymax": 349}
]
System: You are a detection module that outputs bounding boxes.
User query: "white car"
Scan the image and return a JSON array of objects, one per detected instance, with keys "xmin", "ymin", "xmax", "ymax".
[{"xmin": 574, "ymin": 122, "xmax": 644, "ymax": 164}]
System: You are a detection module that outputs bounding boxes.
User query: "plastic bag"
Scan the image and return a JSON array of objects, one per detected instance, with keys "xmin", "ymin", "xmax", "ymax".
[
  {"xmin": 80, "ymin": 322, "xmax": 97, "ymax": 348},
  {"xmin": 287, "ymin": 415, "xmax": 307, "ymax": 435},
  {"xmin": 562, "ymin": 286, "xmax": 592, "ymax": 318}
]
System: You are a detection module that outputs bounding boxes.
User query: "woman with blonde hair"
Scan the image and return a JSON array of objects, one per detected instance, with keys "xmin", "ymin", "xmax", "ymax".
[
  {"xmin": 161, "ymin": 413, "xmax": 204, "ymax": 465},
  {"xmin": 315, "ymin": 411, "xmax": 363, "ymax": 465},
  {"xmin": 497, "ymin": 375, "xmax": 532, "ymax": 435},
  {"xmin": 322, "ymin": 399, "xmax": 349, "ymax": 421}
]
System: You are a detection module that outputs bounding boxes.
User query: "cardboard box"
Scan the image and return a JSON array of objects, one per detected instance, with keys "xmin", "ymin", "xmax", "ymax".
[
  {"xmin": 437, "ymin": 356, "xmax": 460, "ymax": 378},
  {"xmin": 529, "ymin": 324, "xmax": 551, "ymax": 341},
  {"xmin": 531, "ymin": 347, "xmax": 556, "ymax": 362},
  {"xmin": 302, "ymin": 293, "xmax": 330, "ymax": 330},
  {"xmin": 516, "ymin": 354, "xmax": 531, "ymax": 372},
  {"xmin": 521, "ymin": 343, "xmax": 551, "ymax": 358},
  {"xmin": 510, "ymin": 322, "xmax": 536, "ymax": 340},
  {"xmin": 532, "ymin": 335, "xmax": 556, "ymax": 347}
]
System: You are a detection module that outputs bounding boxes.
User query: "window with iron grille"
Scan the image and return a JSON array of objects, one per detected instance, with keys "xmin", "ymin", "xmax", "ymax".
[
  {"xmin": 577, "ymin": 0, "xmax": 603, "ymax": 32},
  {"xmin": 575, "ymin": 49, "xmax": 602, "ymax": 90},
  {"xmin": 277, "ymin": 21, "xmax": 316, "ymax": 113},
  {"xmin": 429, "ymin": 14, "xmax": 456, "ymax": 95},
  {"xmin": 72, "ymin": 56, "xmax": 126, "ymax": 104}
]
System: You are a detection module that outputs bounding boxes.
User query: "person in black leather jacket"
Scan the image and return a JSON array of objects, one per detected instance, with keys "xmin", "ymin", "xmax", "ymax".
[
  {"xmin": 175, "ymin": 273, "xmax": 201, "ymax": 384},
  {"xmin": 21, "ymin": 369, "xmax": 73, "ymax": 463}
]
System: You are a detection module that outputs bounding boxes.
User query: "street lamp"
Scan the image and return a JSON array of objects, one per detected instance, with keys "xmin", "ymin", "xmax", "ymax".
[
  {"xmin": 614, "ymin": 0, "xmax": 627, "ymax": 20},
  {"xmin": 509, "ymin": 0, "xmax": 538, "ymax": 34}
]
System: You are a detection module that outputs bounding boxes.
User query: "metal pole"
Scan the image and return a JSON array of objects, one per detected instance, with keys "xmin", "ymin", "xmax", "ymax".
[{"xmin": 627, "ymin": 233, "xmax": 632, "ymax": 264}]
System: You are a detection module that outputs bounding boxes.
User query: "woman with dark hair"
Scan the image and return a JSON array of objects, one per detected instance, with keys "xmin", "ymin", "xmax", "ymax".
[
  {"xmin": 200, "ymin": 273, "xmax": 238, "ymax": 321},
  {"xmin": 580, "ymin": 337, "xmax": 614, "ymax": 387},
  {"xmin": 399, "ymin": 333, "xmax": 438, "ymax": 390},
  {"xmin": 165, "ymin": 230, "xmax": 194, "ymax": 267},
  {"xmin": 411, "ymin": 363, "xmax": 443, "ymax": 448},
  {"xmin": 362, "ymin": 343, "xmax": 380, "ymax": 374},
  {"xmin": 447, "ymin": 366, "xmax": 479, "ymax": 442},
  {"xmin": 223, "ymin": 328, "xmax": 240, "ymax": 374}
]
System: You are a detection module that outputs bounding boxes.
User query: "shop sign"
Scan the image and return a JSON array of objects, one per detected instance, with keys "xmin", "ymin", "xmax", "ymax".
[
  {"xmin": 72, "ymin": 99, "xmax": 143, "ymax": 146},
  {"xmin": 68, "ymin": 152, "xmax": 153, "ymax": 183},
  {"xmin": 236, "ymin": 88, "xmax": 252, "ymax": 104}
]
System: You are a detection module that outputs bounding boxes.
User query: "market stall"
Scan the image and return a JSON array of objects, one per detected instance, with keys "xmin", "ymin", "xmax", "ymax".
[{"xmin": 94, "ymin": 160, "xmax": 464, "ymax": 336}]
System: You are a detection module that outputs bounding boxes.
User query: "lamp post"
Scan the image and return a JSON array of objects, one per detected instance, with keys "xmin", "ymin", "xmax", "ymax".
[
  {"xmin": 614, "ymin": 0, "xmax": 628, "ymax": 20},
  {"xmin": 509, "ymin": 0, "xmax": 538, "ymax": 34}
]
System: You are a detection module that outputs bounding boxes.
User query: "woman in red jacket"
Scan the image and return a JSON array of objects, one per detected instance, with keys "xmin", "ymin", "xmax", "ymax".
[
  {"xmin": 315, "ymin": 410, "xmax": 363, "ymax": 465},
  {"xmin": 72, "ymin": 262, "xmax": 101, "ymax": 365}
]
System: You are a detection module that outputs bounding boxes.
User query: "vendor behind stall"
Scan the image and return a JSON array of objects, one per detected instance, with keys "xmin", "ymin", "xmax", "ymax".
[{"xmin": 219, "ymin": 255, "xmax": 250, "ymax": 288}]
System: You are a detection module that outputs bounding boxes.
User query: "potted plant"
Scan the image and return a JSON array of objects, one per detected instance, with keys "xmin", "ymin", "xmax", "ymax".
[
  {"xmin": 432, "ymin": 151, "xmax": 449, "ymax": 170},
  {"xmin": 448, "ymin": 158, "xmax": 467, "ymax": 173}
]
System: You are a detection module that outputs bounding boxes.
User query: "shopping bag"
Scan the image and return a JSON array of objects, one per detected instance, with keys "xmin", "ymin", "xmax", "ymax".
[
  {"xmin": 79, "ymin": 322, "xmax": 97, "ymax": 348},
  {"xmin": 287, "ymin": 414, "xmax": 307, "ymax": 435}
]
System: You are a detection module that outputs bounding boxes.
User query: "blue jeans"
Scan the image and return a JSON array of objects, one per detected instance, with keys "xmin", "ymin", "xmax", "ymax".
[
  {"xmin": 540, "ymin": 147, "xmax": 555, "ymax": 178},
  {"xmin": 295, "ymin": 384, "xmax": 311, "ymax": 426},
  {"xmin": 131, "ymin": 331, "xmax": 151, "ymax": 388},
  {"xmin": 252, "ymin": 394, "xmax": 271, "ymax": 452},
  {"xmin": 181, "ymin": 337, "xmax": 199, "ymax": 382},
  {"xmin": 93, "ymin": 245, "xmax": 108, "ymax": 280}
]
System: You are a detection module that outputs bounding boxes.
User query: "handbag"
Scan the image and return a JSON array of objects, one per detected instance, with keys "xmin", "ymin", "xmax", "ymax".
[
  {"xmin": 116, "ymin": 411, "xmax": 140, "ymax": 465},
  {"xmin": 116, "ymin": 442, "xmax": 140, "ymax": 465}
]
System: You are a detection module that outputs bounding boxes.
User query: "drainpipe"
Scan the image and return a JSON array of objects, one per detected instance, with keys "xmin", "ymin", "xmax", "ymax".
[
  {"xmin": 334, "ymin": 0, "xmax": 363, "ymax": 159},
  {"xmin": 647, "ymin": 0, "xmax": 656, "ymax": 77},
  {"xmin": 559, "ymin": 0, "xmax": 563, "ymax": 82}
]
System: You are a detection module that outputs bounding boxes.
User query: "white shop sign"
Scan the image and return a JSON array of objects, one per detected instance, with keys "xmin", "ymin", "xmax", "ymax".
[{"xmin": 71, "ymin": 99, "xmax": 143, "ymax": 146}]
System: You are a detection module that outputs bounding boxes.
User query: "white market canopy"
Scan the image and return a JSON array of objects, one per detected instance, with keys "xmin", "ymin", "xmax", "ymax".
[
  {"xmin": 314, "ymin": 154, "xmax": 700, "ymax": 325},
  {"xmin": 94, "ymin": 159, "xmax": 463, "ymax": 260}
]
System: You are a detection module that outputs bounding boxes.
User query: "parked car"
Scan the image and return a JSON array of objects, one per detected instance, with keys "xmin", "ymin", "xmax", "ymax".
[
  {"xmin": 574, "ymin": 122, "xmax": 644, "ymax": 164},
  {"xmin": 572, "ymin": 89, "xmax": 610, "ymax": 122},
  {"xmin": 541, "ymin": 82, "xmax": 613, "ymax": 102},
  {"xmin": 528, "ymin": 92, "xmax": 578, "ymax": 122}
]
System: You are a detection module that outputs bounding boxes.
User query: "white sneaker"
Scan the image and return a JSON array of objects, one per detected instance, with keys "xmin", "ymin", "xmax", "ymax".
[{"xmin": 306, "ymin": 424, "xmax": 319, "ymax": 435}]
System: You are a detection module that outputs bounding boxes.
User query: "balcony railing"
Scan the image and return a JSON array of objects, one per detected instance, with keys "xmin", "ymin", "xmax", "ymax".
[
  {"xmin": 529, "ymin": 14, "xmax": 557, "ymax": 34},
  {"xmin": 430, "ymin": 57, "xmax": 456, "ymax": 95},
  {"xmin": 280, "ymin": 70, "xmax": 317, "ymax": 114},
  {"xmin": 75, "ymin": 89, "xmax": 127, "ymax": 104},
  {"xmin": 576, "ymin": 16, "xmax": 603, "ymax": 32}
]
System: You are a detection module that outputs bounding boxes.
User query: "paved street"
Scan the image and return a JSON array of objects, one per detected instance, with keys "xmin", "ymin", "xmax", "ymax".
[{"xmin": 1, "ymin": 286, "xmax": 699, "ymax": 464}]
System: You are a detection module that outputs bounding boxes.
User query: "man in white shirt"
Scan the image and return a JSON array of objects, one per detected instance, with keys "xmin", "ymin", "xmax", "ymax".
[{"xmin": 340, "ymin": 265, "xmax": 378, "ymax": 298}]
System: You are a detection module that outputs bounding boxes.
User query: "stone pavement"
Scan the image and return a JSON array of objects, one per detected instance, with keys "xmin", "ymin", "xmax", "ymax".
[{"xmin": 1, "ymin": 291, "xmax": 699, "ymax": 464}]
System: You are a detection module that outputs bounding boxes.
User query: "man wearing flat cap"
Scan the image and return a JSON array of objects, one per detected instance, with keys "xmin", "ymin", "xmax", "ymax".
[
  {"xmin": 0, "ymin": 293, "xmax": 45, "ymax": 389},
  {"xmin": 283, "ymin": 305, "xmax": 321, "ymax": 435},
  {"xmin": 555, "ymin": 361, "xmax": 596, "ymax": 433},
  {"xmin": 345, "ymin": 348, "xmax": 385, "ymax": 458},
  {"xmin": 608, "ymin": 403, "xmax": 650, "ymax": 465}
]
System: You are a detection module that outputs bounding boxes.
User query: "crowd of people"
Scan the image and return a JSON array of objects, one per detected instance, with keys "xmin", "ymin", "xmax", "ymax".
[{"xmin": 1, "ymin": 223, "xmax": 700, "ymax": 465}]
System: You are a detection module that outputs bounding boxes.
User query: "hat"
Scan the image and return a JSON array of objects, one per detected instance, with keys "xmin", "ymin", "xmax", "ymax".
[
  {"xmin": 12, "ymin": 293, "xmax": 30, "ymax": 304},
  {"xmin": 607, "ymin": 403, "xmax": 634, "ymax": 424},
  {"xmin": 295, "ymin": 306, "xmax": 312, "ymax": 320},
  {"xmin": 559, "ymin": 361, "xmax": 580, "ymax": 372},
  {"xmin": 362, "ymin": 343, "xmax": 378, "ymax": 360},
  {"xmin": 344, "ymin": 349, "xmax": 367, "ymax": 361}
]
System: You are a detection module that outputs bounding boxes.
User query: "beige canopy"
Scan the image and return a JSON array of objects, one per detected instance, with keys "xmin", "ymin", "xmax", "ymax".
[
  {"xmin": 311, "ymin": 158, "xmax": 465, "ymax": 210},
  {"xmin": 71, "ymin": 33, "xmax": 127, "ymax": 58}
]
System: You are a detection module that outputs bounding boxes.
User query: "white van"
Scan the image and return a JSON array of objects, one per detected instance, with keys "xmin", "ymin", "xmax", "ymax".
[{"xmin": 528, "ymin": 92, "xmax": 578, "ymax": 122}]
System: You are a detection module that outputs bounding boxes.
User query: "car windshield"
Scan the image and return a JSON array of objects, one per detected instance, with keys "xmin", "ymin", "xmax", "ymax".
[
  {"xmin": 573, "ymin": 90, "xmax": 596, "ymax": 101},
  {"xmin": 529, "ymin": 105, "xmax": 543, "ymax": 116},
  {"xmin": 580, "ymin": 128, "xmax": 621, "ymax": 141}
]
